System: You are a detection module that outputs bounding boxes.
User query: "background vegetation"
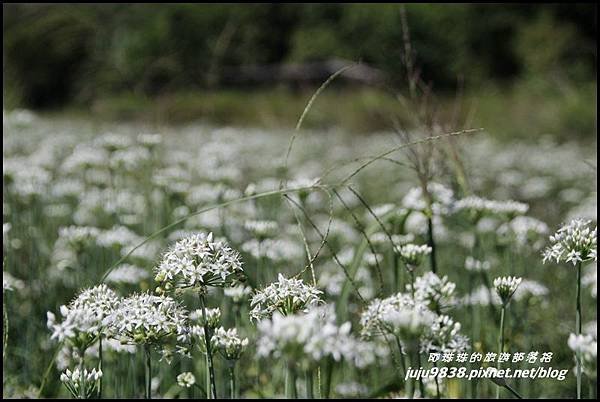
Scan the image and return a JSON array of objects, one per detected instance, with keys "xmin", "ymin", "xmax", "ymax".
[{"xmin": 3, "ymin": 3, "xmax": 597, "ymax": 142}]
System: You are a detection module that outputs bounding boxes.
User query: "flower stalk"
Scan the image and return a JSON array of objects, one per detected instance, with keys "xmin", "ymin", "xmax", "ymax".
[
  {"xmin": 144, "ymin": 345, "xmax": 152, "ymax": 399},
  {"xmin": 496, "ymin": 305, "xmax": 505, "ymax": 399},
  {"xmin": 575, "ymin": 261, "xmax": 582, "ymax": 399},
  {"xmin": 200, "ymin": 292, "xmax": 217, "ymax": 399}
]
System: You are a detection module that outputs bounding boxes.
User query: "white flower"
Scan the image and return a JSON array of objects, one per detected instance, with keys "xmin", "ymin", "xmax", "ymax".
[
  {"xmin": 380, "ymin": 306, "xmax": 436, "ymax": 340},
  {"xmin": 250, "ymin": 273, "xmax": 322, "ymax": 320},
  {"xmin": 224, "ymin": 284, "xmax": 252, "ymax": 303},
  {"xmin": 568, "ymin": 333, "xmax": 597, "ymax": 377},
  {"xmin": 493, "ymin": 276, "xmax": 522, "ymax": 305},
  {"xmin": 243, "ymin": 220, "xmax": 279, "ymax": 238},
  {"xmin": 104, "ymin": 292, "xmax": 188, "ymax": 347},
  {"xmin": 497, "ymin": 216, "xmax": 549, "ymax": 249},
  {"xmin": 454, "ymin": 196, "xmax": 529, "ymax": 221},
  {"xmin": 402, "ymin": 182, "xmax": 454, "ymax": 216},
  {"xmin": 176, "ymin": 372, "xmax": 196, "ymax": 388},
  {"xmin": 60, "ymin": 367, "xmax": 102, "ymax": 398},
  {"xmin": 398, "ymin": 244, "xmax": 432, "ymax": 267},
  {"xmin": 407, "ymin": 272, "xmax": 456, "ymax": 311},
  {"xmin": 137, "ymin": 132, "xmax": 162, "ymax": 147},
  {"xmin": 360, "ymin": 293, "xmax": 411, "ymax": 338},
  {"xmin": 542, "ymin": 219, "xmax": 597, "ymax": 266},
  {"xmin": 155, "ymin": 232, "xmax": 244, "ymax": 289},
  {"xmin": 105, "ymin": 264, "xmax": 149, "ymax": 285},
  {"xmin": 464, "ymin": 256, "xmax": 492, "ymax": 272},
  {"xmin": 512, "ymin": 280, "xmax": 549, "ymax": 302},
  {"xmin": 461, "ymin": 285, "xmax": 502, "ymax": 307},
  {"xmin": 256, "ymin": 305, "xmax": 360, "ymax": 369},
  {"xmin": 189, "ymin": 307, "xmax": 221, "ymax": 329},
  {"xmin": 335, "ymin": 382, "xmax": 369, "ymax": 397},
  {"xmin": 3, "ymin": 271, "xmax": 24, "ymax": 292},
  {"xmin": 582, "ymin": 263, "xmax": 597, "ymax": 298},
  {"xmin": 422, "ymin": 315, "xmax": 471, "ymax": 354},
  {"xmin": 212, "ymin": 327, "xmax": 249, "ymax": 360},
  {"xmin": 47, "ymin": 285, "xmax": 120, "ymax": 347}
]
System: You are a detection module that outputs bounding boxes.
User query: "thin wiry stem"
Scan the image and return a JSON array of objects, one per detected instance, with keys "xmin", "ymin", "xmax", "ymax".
[
  {"xmin": 281, "ymin": 63, "xmax": 357, "ymax": 190},
  {"xmin": 333, "ymin": 188, "xmax": 385, "ymax": 297},
  {"xmin": 336, "ymin": 128, "xmax": 482, "ymax": 185},
  {"xmin": 98, "ymin": 184, "xmax": 333, "ymax": 283},
  {"xmin": 284, "ymin": 194, "xmax": 366, "ymax": 305},
  {"xmin": 348, "ymin": 186, "xmax": 399, "ymax": 252},
  {"xmin": 37, "ymin": 341, "xmax": 64, "ymax": 397}
]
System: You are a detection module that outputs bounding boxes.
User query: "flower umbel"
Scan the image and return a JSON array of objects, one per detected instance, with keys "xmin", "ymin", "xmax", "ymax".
[
  {"xmin": 250, "ymin": 273, "xmax": 322, "ymax": 320},
  {"xmin": 155, "ymin": 232, "xmax": 244, "ymax": 290},
  {"xmin": 542, "ymin": 219, "xmax": 597, "ymax": 266},
  {"xmin": 104, "ymin": 292, "xmax": 188, "ymax": 347},
  {"xmin": 398, "ymin": 244, "xmax": 432, "ymax": 268},
  {"xmin": 493, "ymin": 276, "xmax": 522, "ymax": 306},
  {"xmin": 212, "ymin": 327, "xmax": 249, "ymax": 361},
  {"xmin": 176, "ymin": 372, "xmax": 196, "ymax": 388},
  {"xmin": 60, "ymin": 367, "xmax": 102, "ymax": 399}
]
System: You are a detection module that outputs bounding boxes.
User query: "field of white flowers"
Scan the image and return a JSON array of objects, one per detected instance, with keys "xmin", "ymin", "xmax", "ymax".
[{"xmin": 2, "ymin": 109, "xmax": 597, "ymax": 399}]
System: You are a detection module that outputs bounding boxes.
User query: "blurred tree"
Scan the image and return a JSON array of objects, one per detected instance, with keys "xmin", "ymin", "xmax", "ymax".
[{"xmin": 2, "ymin": 3, "xmax": 596, "ymax": 109}]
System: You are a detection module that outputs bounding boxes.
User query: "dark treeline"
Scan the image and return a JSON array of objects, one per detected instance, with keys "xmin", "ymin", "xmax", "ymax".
[{"xmin": 3, "ymin": 3, "xmax": 597, "ymax": 109}]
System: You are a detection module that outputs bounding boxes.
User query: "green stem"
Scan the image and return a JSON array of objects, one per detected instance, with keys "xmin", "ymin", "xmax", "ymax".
[
  {"xmin": 496, "ymin": 305, "xmax": 506, "ymax": 399},
  {"xmin": 503, "ymin": 383, "xmax": 523, "ymax": 399},
  {"xmin": 392, "ymin": 249, "xmax": 399, "ymax": 294},
  {"xmin": 38, "ymin": 343, "xmax": 63, "ymax": 397},
  {"xmin": 3, "ymin": 294, "xmax": 8, "ymax": 362},
  {"xmin": 306, "ymin": 368, "xmax": 314, "ymax": 398},
  {"xmin": 200, "ymin": 293, "xmax": 217, "ymax": 399},
  {"xmin": 206, "ymin": 354, "xmax": 210, "ymax": 399},
  {"xmin": 286, "ymin": 363, "xmax": 297, "ymax": 398},
  {"xmin": 576, "ymin": 262, "xmax": 582, "ymax": 400},
  {"xmin": 145, "ymin": 345, "xmax": 152, "ymax": 399},
  {"xmin": 316, "ymin": 366, "xmax": 322, "ymax": 399},
  {"xmin": 394, "ymin": 337, "xmax": 407, "ymax": 379},
  {"xmin": 434, "ymin": 361, "xmax": 441, "ymax": 399},
  {"xmin": 407, "ymin": 347, "xmax": 415, "ymax": 398},
  {"xmin": 416, "ymin": 349, "xmax": 425, "ymax": 397},
  {"xmin": 98, "ymin": 335, "xmax": 103, "ymax": 399},
  {"xmin": 426, "ymin": 216, "xmax": 437, "ymax": 273},
  {"xmin": 408, "ymin": 267, "xmax": 416, "ymax": 300},
  {"xmin": 322, "ymin": 357, "xmax": 333, "ymax": 399},
  {"xmin": 80, "ymin": 355, "xmax": 86, "ymax": 399},
  {"xmin": 229, "ymin": 363, "xmax": 236, "ymax": 399}
]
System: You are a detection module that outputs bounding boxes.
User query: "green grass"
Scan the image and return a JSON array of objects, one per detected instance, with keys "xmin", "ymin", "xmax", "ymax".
[{"xmin": 40, "ymin": 78, "xmax": 595, "ymax": 146}]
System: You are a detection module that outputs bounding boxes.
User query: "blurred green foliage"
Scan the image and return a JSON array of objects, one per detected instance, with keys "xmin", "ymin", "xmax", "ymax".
[{"xmin": 4, "ymin": 3, "xmax": 596, "ymax": 109}]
